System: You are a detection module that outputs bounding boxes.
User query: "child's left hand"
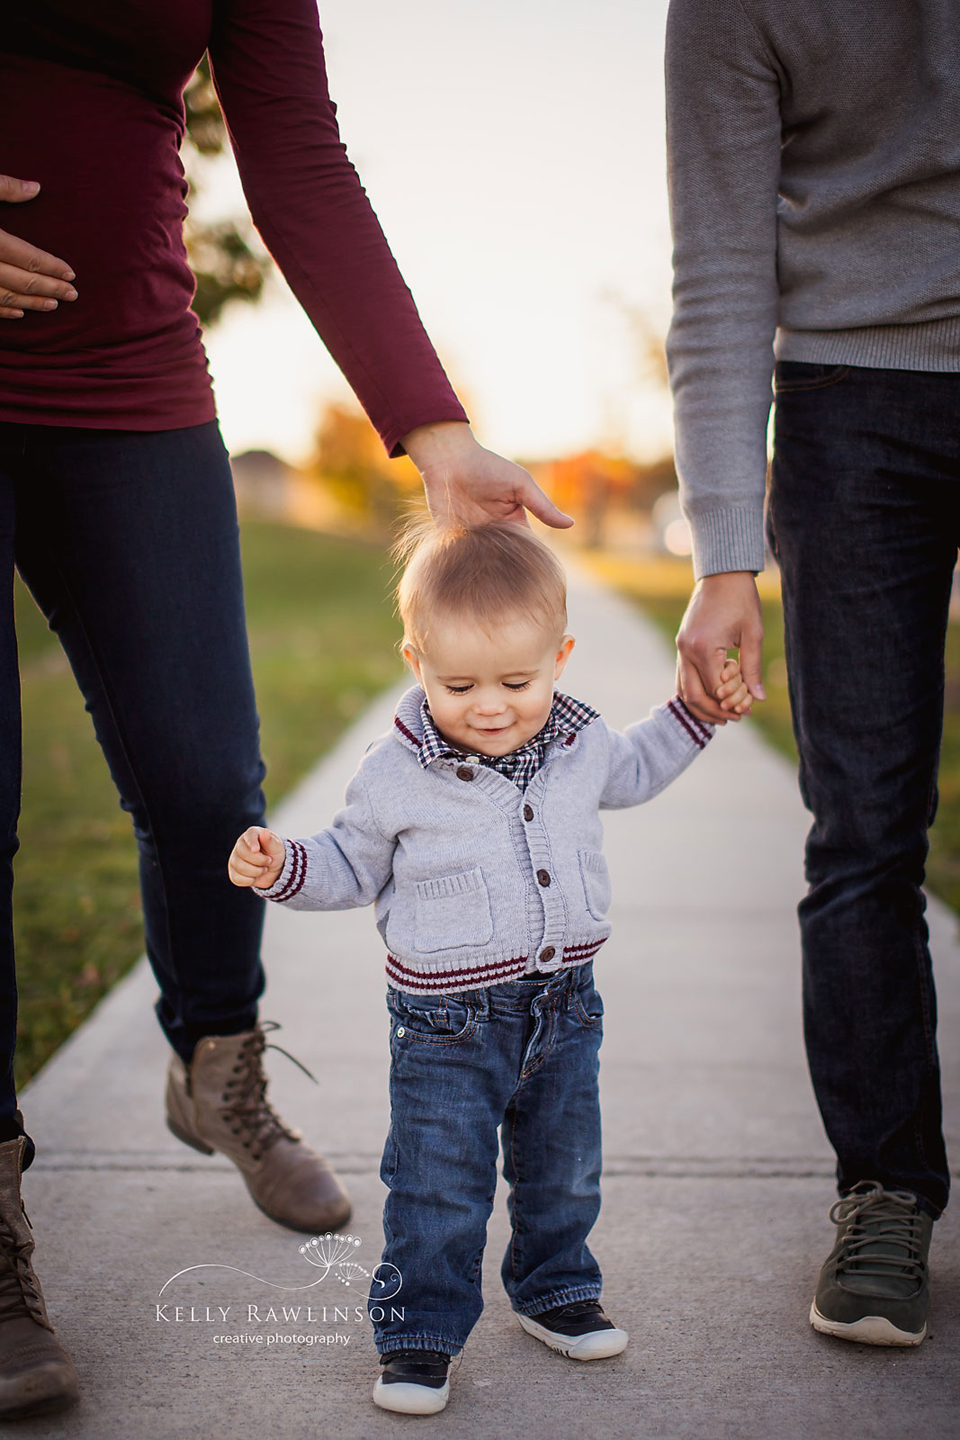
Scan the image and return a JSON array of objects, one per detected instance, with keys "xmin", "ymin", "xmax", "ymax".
[{"xmin": 715, "ymin": 657, "xmax": 753, "ymax": 718}]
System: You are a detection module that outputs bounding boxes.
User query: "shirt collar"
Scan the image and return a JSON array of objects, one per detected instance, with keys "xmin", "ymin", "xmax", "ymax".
[{"xmin": 416, "ymin": 689, "xmax": 598, "ymax": 772}]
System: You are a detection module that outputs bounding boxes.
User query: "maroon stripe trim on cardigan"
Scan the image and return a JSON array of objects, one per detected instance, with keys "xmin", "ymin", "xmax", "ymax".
[
  {"xmin": 393, "ymin": 716, "xmax": 423, "ymax": 747},
  {"xmin": 667, "ymin": 696, "xmax": 707, "ymax": 750},
  {"xmin": 562, "ymin": 945, "xmax": 606, "ymax": 964},
  {"xmin": 385, "ymin": 952, "xmax": 530, "ymax": 989},
  {"xmin": 271, "ymin": 839, "xmax": 307, "ymax": 903},
  {"xmin": 385, "ymin": 938, "xmax": 609, "ymax": 990},
  {"xmin": 673, "ymin": 694, "xmax": 713, "ymax": 745}
]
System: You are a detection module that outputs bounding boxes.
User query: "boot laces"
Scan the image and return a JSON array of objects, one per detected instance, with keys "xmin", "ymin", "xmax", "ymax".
[
  {"xmin": 222, "ymin": 1021, "xmax": 316, "ymax": 1158},
  {"xmin": 0, "ymin": 1207, "xmax": 51, "ymax": 1330},
  {"xmin": 829, "ymin": 1182, "xmax": 926, "ymax": 1284}
]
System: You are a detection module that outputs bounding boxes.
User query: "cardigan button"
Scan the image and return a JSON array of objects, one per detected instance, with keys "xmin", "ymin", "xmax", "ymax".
[
  {"xmin": 456, "ymin": 766, "xmax": 474, "ymax": 781},
  {"xmin": 523, "ymin": 804, "xmax": 534, "ymax": 822},
  {"xmin": 537, "ymin": 869, "xmax": 551, "ymax": 887},
  {"xmin": 539, "ymin": 946, "xmax": 556, "ymax": 963}
]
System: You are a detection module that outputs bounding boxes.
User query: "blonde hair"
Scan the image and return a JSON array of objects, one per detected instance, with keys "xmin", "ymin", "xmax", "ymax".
[{"xmin": 395, "ymin": 518, "xmax": 567, "ymax": 652}]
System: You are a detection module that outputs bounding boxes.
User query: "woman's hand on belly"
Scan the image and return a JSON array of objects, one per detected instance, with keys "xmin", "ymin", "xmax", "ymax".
[{"xmin": 0, "ymin": 175, "xmax": 77, "ymax": 320}]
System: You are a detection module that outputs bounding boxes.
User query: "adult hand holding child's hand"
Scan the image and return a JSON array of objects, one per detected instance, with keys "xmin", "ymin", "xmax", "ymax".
[
  {"xmin": 676, "ymin": 572, "xmax": 765, "ymax": 725},
  {"xmin": 228, "ymin": 827, "xmax": 286, "ymax": 889}
]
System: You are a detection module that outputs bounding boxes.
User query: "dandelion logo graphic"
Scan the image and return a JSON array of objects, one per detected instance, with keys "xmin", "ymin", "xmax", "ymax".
[
  {"xmin": 299, "ymin": 1233, "xmax": 368, "ymax": 1287},
  {"xmin": 157, "ymin": 1232, "xmax": 402, "ymax": 1300}
]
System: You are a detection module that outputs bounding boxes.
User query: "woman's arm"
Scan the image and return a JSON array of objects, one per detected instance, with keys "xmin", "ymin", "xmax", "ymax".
[
  {"xmin": 207, "ymin": 0, "xmax": 569, "ymax": 527},
  {"xmin": 208, "ymin": 0, "xmax": 464, "ymax": 458}
]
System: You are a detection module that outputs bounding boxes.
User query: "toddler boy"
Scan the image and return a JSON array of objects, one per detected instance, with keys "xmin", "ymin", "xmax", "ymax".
[{"xmin": 228, "ymin": 522, "xmax": 749, "ymax": 1415}]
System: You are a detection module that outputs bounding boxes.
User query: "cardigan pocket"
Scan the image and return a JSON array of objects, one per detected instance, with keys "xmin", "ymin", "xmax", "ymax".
[
  {"xmin": 578, "ymin": 849, "xmax": 612, "ymax": 921},
  {"xmin": 414, "ymin": 866, "xmax": 494, "ymax": 953}
]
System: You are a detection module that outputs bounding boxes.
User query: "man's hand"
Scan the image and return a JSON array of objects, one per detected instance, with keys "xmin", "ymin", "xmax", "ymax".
[
  {"xmin": 401, "ymin": 421, "xmax": 573, "ymax": 529},
  {"xmin": 676, "ymin": 571, "xmax": 765, "ymax": 725},
  {"xmin": 0, "ymin": 175, "xmax": 78, "ymax": 320},
  {"xmin": 228, "ymin": 827, "xmax": 286, "ymax": 889}
]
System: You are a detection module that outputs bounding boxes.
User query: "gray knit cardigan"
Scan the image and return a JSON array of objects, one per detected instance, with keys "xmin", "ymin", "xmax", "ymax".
[{"xmin": 259, "ymin": 686, "xmax": 713, "ymax": 994}]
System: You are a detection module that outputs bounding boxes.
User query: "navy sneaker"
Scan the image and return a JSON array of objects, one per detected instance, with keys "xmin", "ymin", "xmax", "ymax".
[
  {"xmin": 810, "ymin": 1182, "xmax": 932, "ymax": 1346},
  {"xmin": 517, "ymin": 1300, "xmax": 628, "ymax": 1360},
  {"xmin": 373, "ymin": 1349, "xmax": 452, "ymax": 1415}
]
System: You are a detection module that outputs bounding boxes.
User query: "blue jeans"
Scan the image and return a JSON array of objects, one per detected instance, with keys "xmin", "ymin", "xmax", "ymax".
[
  {"xmin": 371, "ymin": 962, "xmax": 604, "ymax": 1356},
  {"xmin": 767, "ymin": 361, "xmax": 955, "ymax": 1216},
  {"xmin": 0, "ymin": 421, "xmax": 268, "ymax": 1156}
]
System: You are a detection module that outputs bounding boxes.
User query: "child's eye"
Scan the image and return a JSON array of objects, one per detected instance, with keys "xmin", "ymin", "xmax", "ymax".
[
  {"xmin": 504, "ymin": 681, "xmax": 531, "ymax": 691},
  {"xmin": 445, "ymin": 684, "xmax": 473, "ymax": 695}
]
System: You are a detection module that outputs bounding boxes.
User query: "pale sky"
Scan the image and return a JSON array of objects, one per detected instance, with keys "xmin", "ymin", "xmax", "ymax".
[{"xmin": 201, "ymin": 0, "xmax": 675, "ymax": 465}]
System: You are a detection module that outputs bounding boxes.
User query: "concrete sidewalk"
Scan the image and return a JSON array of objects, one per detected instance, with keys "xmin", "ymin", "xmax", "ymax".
[{"xmin": 18, "ymin": 568, "xmax": 959, "ymax": 1439}]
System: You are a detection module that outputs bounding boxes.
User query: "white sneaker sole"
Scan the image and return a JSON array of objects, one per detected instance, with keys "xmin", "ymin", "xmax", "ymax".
[
  {"xmin": 809, "ymin": 1300, "xmax": 926, "ymax": 1347},
  {"xmin": 373, "ymin": 1377, "xmax": 450, "ymax": 1415},
  {"xmin": 517, "ymin": 1312, "xmax": 629, "ymax": 1360}
]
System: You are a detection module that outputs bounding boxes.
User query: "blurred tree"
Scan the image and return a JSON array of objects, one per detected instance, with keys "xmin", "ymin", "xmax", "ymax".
[
  {"xmin": 182, "ymin": 56, "xmax": 271, "ymax": 327},
  {"xmin": 310, "ymin": 402, "xmax": 420, "ymax": 534},
  {"xmin": 627, "ymin": 455, "xmax": 679, "ymax": 511},
  {"xmin": 601, "ymin": 289, "xmax": 670, "ymax": 393},
  {"xmin": 530, "ymin": 449, "xmax": 678, "ymax": 546}
]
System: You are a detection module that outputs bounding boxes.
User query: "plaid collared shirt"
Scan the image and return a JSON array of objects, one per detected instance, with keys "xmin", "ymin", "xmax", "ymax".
[{"xmin": 417, "ymin": 690, "xmax": 600, "ymax": 792}]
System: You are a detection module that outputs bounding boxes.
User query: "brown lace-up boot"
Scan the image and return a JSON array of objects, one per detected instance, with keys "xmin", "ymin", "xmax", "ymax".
[
  {"xmin": 165, "ymin": 1023, "xmax": 351, "ymax": 1232},
  {"xmin": 0, "ymin": 1137, "xmax": 79, "ymax": 1419}
]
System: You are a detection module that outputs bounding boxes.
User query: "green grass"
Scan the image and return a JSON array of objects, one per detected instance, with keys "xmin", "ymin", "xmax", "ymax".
[
  {"xmin": 14, "ymin": 523, "xmax": 403, "ymax": 1087},
  {"xmin": 623, "ymin": 585, "xmax": 960, "ymax": 917}
]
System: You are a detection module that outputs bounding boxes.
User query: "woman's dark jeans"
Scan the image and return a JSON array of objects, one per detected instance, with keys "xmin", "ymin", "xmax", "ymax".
[
  {"xmin": 767, "ymin": 361, "xmax": 956, "ymax": 1217},
  {"xmin": 0, "ymin": 421, "xmax": 267, "ymax": 1157}
]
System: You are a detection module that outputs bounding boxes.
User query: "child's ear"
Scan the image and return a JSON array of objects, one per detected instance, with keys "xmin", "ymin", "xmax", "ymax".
[
  {"xmin": 554, "ymin": 634, "xmax": 575, "ymax": 680},
  {"xmin": 403, "ymin": 645, "xmax": 424, "ymax": 684}
]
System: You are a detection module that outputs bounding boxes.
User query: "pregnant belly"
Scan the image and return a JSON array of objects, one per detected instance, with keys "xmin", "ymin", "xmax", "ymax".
[{"xmin": 0, "ymin": 54, "xmax": 198, "ymax": 358}]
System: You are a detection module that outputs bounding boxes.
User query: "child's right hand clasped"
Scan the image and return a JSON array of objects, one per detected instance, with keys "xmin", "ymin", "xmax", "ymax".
[
  {"xmin": 228, "ymin": 827, "xmax": 286, "ymax": 889},
  {"xmin": 715, "ymin": 656, "xmax": 753, "ymax": 718}
]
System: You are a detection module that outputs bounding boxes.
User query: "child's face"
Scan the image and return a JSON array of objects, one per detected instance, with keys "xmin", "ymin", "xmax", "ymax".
[{"xmin": 404, "ymin": 614, "xmax": 575, "ymax": 758}]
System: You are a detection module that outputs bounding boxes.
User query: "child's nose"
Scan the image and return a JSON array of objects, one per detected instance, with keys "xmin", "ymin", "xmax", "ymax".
[{"xmin": 472, "ymin": 693, "xmax": 507, "ymax": 716}]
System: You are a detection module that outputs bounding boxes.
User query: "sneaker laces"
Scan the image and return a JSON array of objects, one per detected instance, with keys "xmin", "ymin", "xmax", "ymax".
[
  {"xmin": 830, "ymin": 1182, "xmax": 926, "ymax": 1285},
  {"xmin": 221, "ymin": 1021, "xmax": 317, "ymax": 1160},
  {"xmin": 0, "ymin": 1206, "xmax": 51, "ymax": 1331},
  {"xmin": 380, "ymin": 1350, "xmax": 450, "ymax": 1370},
  {"xmin": 544, "ymin": 1300, "xmax": 604, "ymax": 1322}
]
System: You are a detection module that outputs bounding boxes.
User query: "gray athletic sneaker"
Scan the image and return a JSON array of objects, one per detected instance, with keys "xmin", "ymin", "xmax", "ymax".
[{"xmin": 810, "ymin": 1182, "xmax": 932, "ymax": 1346}]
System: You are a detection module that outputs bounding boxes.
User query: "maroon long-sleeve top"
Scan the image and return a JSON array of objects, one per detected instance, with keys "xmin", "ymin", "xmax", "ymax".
[{"xmin": 0, "ymin": 0, "xmax": 467, "ymax": 452}]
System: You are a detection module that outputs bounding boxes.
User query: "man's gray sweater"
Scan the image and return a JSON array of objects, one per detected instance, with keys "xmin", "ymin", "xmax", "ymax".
[{"xmin": 665, "ymin": 0, "xmax": 960, "ymax": 579}]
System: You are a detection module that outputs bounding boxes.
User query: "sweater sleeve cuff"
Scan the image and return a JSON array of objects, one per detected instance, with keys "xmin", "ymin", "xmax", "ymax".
[
  {"xmin": 666, "ymin": 695, "xmax": 715, "ymax": 750},
  {"xmin": 688, "ymin": 504, "xmax": 766, "ymax": 580},
  {"xmin": 385, "ymin": 401, "xmax": 470, "ymax": 459},
  {"xmin": 255, "ymin": 839, "xmax": 308, "ymax": 904}
]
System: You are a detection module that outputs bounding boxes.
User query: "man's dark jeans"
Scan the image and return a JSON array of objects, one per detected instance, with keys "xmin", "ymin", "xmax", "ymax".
[
  {"xmin": 767, "ymin": 361, "xmax": 956, "ymax": 1217},
  {"xmin": 0, "ymin": 421, "xmax": 268, "ymax": 1158}
]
